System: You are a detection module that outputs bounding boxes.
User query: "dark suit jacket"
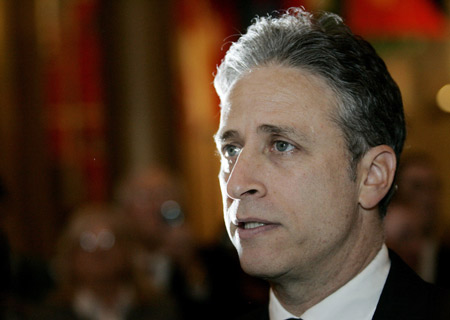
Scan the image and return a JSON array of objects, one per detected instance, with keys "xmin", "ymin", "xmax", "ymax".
[{"xmin": 236, "ymin": 250, "xmax": 450, "ymax": 320}]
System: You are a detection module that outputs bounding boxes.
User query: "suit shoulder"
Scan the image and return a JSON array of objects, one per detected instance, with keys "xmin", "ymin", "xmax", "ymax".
[{"xmin": 373, "ymin": 250, "xmax": 450, "ymax": 319}]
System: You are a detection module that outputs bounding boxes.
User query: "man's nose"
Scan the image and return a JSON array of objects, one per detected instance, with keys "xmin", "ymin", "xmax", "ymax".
[{"xmin": 226, "ymin": 149, "xmax": 267, "ymax": 200}]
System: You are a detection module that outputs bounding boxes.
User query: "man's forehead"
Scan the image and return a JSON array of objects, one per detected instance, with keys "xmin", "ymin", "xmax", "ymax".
[
  {"xmin": 215, "ymin": 65, "xmax": 343, "ymax": 139},
  {"xmin": 219, "ymin": 65, "xmax": 338, "ymax": 108}
]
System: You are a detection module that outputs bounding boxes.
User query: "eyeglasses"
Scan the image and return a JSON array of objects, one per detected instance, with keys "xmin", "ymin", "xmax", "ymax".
[{"xmin": 79, "ymin": 230, "xmax": 116, "ymax": 252}]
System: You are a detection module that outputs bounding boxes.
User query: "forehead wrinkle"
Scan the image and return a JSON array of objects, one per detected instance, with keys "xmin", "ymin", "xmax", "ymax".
[{"xmin": 258, "ymin": 124, "xmax": 296, "ymax": 135}]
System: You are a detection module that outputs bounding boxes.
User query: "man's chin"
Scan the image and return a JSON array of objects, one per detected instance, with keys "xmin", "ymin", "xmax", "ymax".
[{"xmin": 239, "ymin": 253, "xmax": 285, "ymax": 281}]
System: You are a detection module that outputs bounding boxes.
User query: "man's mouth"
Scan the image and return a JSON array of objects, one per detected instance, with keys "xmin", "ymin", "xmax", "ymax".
[
  {"xmin": 233, "ymin": 219, "xmax": 279, "ymax": 239},
  {"xmin": 242, "ymin": 222, "xmax": 266, "ymax": 229}
]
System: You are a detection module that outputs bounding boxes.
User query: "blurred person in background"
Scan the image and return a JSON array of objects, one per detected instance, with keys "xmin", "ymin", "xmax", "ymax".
[
  {"xmin": 395, "ymin": 152, "xmax": 443, "ymax": 237},
  {"xmin": 386, "ymin": 152, "xmax": 450, "ymax": 286},
  {"xmin": 385, "ymin": 200, "xmax": 427, "ymax": 273},
  {"xmin": 116, "ymin": 166, "xmax": 209, "ymax": 319},
  {"xmin": 35, "ymin": 203, "xmax": 178, "ymax": 320},
  {"xmin": 200, "ymin": 226, "xmax": 270, "ymax": 319}
]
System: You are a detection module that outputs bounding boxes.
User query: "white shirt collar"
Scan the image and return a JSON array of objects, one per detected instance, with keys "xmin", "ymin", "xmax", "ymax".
[{"xmin": 269, "ymin": 244, "xmax": 390, "ymax": 320}]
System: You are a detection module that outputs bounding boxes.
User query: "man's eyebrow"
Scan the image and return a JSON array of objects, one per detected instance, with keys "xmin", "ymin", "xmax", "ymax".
[
  {"xmin": 214, "ymin": 125, "xmax": 309, "ymax": 143},
  {"xmin": 214, "ymin": 129, "xmax": 239, "ymax": 143}
]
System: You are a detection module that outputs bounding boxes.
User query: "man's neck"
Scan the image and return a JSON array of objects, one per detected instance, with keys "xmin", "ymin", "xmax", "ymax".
[{"xmin": 270, "ymin": 223, "xmax": 384, "ymax": 316}]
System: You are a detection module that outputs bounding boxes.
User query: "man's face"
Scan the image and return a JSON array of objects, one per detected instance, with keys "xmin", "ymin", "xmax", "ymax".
[{"xmin": 215, "ymin": 65, "xmax": 364, "ymax": 282}]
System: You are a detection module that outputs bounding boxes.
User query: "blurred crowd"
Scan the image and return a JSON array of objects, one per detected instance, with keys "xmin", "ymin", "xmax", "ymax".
[
  {"xmin": 385, "ymin": 152, "xmax": 450, "ymax": 287},
  {"xmin": 0, "ymin": 165, "xmax": 268, "ymax": 320}
]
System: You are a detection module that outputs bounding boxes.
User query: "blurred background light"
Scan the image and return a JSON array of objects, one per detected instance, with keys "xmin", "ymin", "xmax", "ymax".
[{"xmin": 436, "ymin": 84, "xmax": 450, "ymax": 113}]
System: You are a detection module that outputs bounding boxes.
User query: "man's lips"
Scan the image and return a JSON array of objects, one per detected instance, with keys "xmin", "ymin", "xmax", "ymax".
[
  {"xmin": 241, "ymin": 221, "xmax": 267, "ymax": 230},
  {"xmin": 233, "ymin": 218, "xmax": 275, "ymax": 227},
  {"xmin": 232, "ymin": 219, "xmax": 280, "ymax": 238}
]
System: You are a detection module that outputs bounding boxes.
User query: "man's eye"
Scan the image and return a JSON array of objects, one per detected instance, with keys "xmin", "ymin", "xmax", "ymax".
[
  {"xmin": 223, "ymin": 145, "xmax": 240, "ymax": 157},
  {"xmin": 274, "ymin": 141, "xmax": 295, "ymax": 152}
]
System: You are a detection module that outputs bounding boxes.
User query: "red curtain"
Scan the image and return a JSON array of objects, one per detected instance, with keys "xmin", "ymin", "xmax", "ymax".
[{"xmin": 43, "ymin": 0, "xmax": 107, "ymax": 203}]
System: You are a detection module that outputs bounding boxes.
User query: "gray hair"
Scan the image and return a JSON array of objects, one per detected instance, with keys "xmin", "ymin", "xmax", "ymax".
[{"xmin": 214, "ymin": 8, "xmax": 406, "ymax": 216}]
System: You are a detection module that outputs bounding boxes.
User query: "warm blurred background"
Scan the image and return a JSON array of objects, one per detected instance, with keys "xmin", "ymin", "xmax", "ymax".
[{"xmin": 0, "ymin": 0, "xmax": 450, "ymax": 318}]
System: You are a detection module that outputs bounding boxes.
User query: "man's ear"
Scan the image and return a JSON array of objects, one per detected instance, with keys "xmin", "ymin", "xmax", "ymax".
[{"xmin": 358, "ymin": 145, "xmax": 397, "ymax": 210}]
